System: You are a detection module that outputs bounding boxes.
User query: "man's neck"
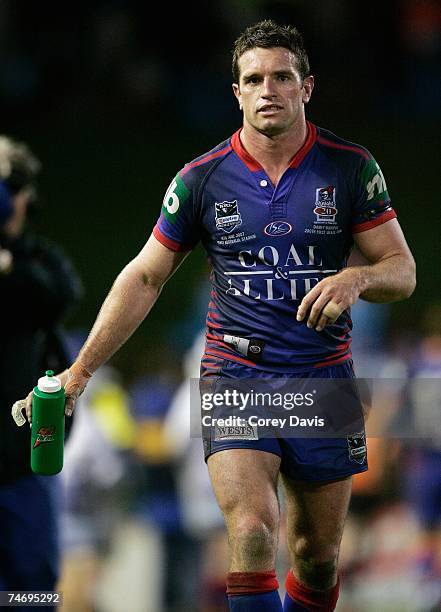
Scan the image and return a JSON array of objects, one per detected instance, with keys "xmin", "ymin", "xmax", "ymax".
[{"xmin": 240, "ymin": 119, "xmax": 308, "ymax": 186}]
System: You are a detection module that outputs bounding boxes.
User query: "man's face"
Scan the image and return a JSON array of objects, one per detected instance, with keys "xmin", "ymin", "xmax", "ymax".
[{"xmin": 233, "ymin": 47, "xmax": 314, "ymax": 137}]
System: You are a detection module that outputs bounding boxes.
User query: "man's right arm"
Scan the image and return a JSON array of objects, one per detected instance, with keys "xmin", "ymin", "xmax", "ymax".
[
  {"xmin": 25, "ymin": 233, "xmax": 189, "ymax": 421},
  {"xmin": 75, "ymin": 233, "xmax": 189, "ymax": 374}
]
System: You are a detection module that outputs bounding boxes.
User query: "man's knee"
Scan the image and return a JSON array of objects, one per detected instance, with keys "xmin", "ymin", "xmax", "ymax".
[
  {"xmin": 226, "ymin": 511, "xmax": 279, "ymax": 570},
  {"xmin": 291, "ymin": 536, "xmax": 339, "ymax": 589},
  {"xmin": 233, "ymin": 513, "xmax": 277, "ymax": 556}
]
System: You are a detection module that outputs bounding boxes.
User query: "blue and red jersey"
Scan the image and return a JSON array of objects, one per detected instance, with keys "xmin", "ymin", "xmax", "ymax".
[{"xmin": 153, "ymin": 122, "xmax": 396, "ymax": 373}]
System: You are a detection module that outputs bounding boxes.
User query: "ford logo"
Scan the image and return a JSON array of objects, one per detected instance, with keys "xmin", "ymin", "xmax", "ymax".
[{"xmin": 264, "ymin": 221, "xmax": 292, "ymax": 237}]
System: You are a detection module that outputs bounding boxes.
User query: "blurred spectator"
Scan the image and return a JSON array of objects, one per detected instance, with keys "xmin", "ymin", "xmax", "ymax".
[
  {"xmin": 129, "ymin": 368, "xmax": 193, "ymax": 612},
  {"xmin": 400, "ymin": 304, "xmax": 441, "ymax": 609},
  {"xmin": 0, "ymin": 136, "xmax": 82, "ymax": 599},
  {"xmin": 58, "ymin": 364, "xmax": 135, "ymax": 612},
  {"xmin": 164, "ymin": 331, "xmax": 228, "ymax": 612},
  {"xmin": 335, "ymin": 305, "xmax": 441, "ymax": 611}
]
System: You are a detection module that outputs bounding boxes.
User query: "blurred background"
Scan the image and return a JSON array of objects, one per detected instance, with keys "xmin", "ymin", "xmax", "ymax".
[{"xmin": 1, "ymin": 0, "xmax": 440, "ymax": 610}]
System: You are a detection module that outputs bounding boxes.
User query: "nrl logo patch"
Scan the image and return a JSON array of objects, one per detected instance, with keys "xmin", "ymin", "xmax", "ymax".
[
  {"xmin": 314, "ymin": 186, "xmax": 337, "ymax": 223},
  {"xmin": 214, "ymin": 423, "xmax": 258, "ymax": 441},
  {"xmin": 215, "ymin": 200, "xmax": 242, "ymax": 233},
  {"xmin": 347, "ymin": 432, "xmax": 367, "ymax": 464}
]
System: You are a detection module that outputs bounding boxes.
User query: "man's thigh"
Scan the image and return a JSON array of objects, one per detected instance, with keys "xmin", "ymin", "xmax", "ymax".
[
  {"xmin": 208, "ymin": 449, "xmax": 281, "ymax": 570},
  {"xmin": 208, "ymin": 448, "xmax": 281, "ymax": 519}
]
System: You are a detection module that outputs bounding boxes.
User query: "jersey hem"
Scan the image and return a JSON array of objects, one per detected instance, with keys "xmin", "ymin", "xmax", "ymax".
[
  {"xmin": 313, "ymin": 352, "xmax": 352, "ymax": 369},
  {"xmin": 203, "ymin": 353, "xmax": 353, "ymax": 375},
  {"xmin": 205, "ymin": 348, "xmax": 257, "ymax": 368}
]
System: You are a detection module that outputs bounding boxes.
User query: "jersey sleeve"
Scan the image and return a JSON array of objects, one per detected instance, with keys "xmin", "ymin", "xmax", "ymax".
[
  {"xmin": 153, "ymin": 169, "xmax": 201, "ymax": 252},
  {"xmin": 351, "ymin": 153, "xmax": 397, "ymax": 234}
]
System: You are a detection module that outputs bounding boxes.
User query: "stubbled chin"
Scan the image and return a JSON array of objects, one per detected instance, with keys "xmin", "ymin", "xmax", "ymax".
[{"xmin": 255, "ymin": 119, "xmax": 287, "ymax": 137}]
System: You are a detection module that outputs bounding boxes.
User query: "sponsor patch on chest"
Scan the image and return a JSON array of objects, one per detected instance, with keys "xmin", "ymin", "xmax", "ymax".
[
  {"xmin": 304, "ymin": 186, "xmax": 343, "ymax": 236},
  {"xmin": 215, "ymin": 200, "xmax": 242, "ymax": 233},
  {"xmin": 264, "ymin": 221, "xmax": 293, "ymax": 236},
  {"xmin": 314, "ymin": 186, "xmax": 337, "ymax": 222}
]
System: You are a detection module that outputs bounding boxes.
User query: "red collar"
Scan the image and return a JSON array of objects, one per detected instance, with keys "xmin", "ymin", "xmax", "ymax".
[{"xmin": 231, "ymin": 121, "xmax": 317, "ymax": 172}]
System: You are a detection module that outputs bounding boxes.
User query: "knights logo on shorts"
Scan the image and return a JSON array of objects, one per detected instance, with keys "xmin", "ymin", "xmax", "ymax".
[
  {"xmin": 347, "ymin": 432, "xmax": 367, "ymax": 464},
  {"xmin": 215, "ymin": 200, "xmax": 242, "ymax": 233}
]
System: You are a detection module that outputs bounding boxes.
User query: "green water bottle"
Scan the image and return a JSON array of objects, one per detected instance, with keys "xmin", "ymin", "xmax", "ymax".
[{"xmin": 30, "ymin": 370, "xmax": 65, "ymax": 475}]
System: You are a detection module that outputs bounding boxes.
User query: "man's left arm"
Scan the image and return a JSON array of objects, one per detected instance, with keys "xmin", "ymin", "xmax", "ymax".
[{"xmin": 296, "ymin": 219, "xmax": 416, "ymax": 331}]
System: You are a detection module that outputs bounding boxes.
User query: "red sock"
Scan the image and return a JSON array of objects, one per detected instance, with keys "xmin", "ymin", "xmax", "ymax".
[
  {"xmin": 227, "ymin": 570, "xmax": 279, "ymax": 595},
  {"xmin": 285, "ymin": 570, "xmax": 340, "ymax": 611}
]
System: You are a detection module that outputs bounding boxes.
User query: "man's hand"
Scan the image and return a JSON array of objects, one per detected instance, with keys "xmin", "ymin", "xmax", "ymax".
[
  {"xmin": 21, "ymin": 361, "xmax": 92, "ymax": 425},
  {"xmin": 296, "ymin": 219, "xmax": 416, "ymax": 333},
  {"xmin": 296, "ymin": 268, "xmax": 363, "ymax": 332},
  {"xmin": 63, "ymin": 362, "xmax": 92, "ymax": 417}
]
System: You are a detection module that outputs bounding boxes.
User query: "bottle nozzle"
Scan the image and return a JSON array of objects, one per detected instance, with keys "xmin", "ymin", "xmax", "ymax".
[{"xmin": 38, "ymin": 371, "xmax": 61, "ymax": 393}]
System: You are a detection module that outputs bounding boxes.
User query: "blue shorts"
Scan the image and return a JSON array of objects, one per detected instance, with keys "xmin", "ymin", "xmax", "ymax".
[{"xmin": 200, "ymin": 358, "xmax": 368, "ymax": 482}]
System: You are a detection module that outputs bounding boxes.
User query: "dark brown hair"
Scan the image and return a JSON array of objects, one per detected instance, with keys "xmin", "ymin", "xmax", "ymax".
[{"xmin": 232, "ymin": 19, "xmax": 310, "ymax": 83}]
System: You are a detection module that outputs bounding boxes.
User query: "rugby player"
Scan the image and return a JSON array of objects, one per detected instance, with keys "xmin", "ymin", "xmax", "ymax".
[{"xmin": 23, "ymin": 20, "xmax": 416, "ymax": 611}]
